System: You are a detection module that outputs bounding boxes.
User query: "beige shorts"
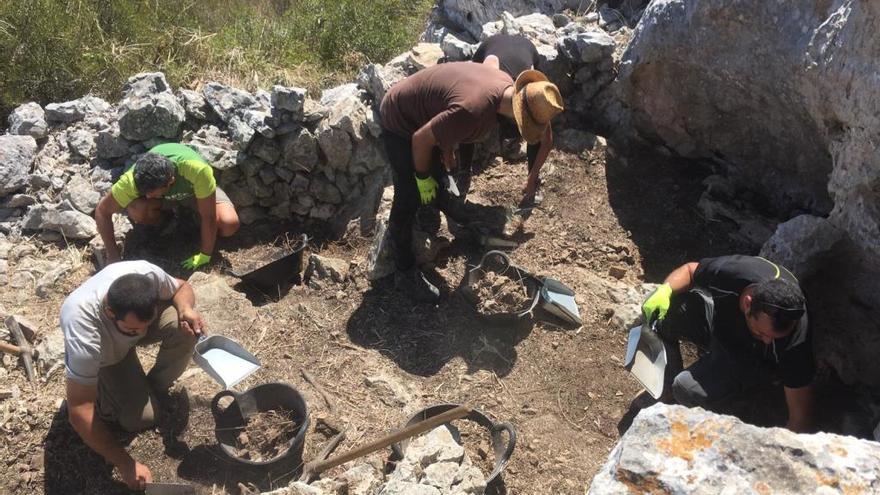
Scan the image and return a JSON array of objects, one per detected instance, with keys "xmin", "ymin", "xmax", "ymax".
[{"xmin": 165, "ymin": 186, "xmax": 233, "ymax": 212}]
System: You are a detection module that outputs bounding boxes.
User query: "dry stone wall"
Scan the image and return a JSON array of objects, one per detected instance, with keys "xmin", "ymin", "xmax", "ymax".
[{"xmin": 1, "ymin": 10, "xmax": 624, "ymax": 246}]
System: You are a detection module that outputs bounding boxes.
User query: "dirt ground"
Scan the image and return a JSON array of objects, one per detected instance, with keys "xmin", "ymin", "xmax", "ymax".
[{"xmin": 1, "ymin": 141, "xmax": 772, "ymax": 494}]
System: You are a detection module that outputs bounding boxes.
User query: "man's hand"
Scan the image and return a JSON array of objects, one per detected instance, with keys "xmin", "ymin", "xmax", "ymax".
[
  {"xmin": 181, "ymin": 252, "xmax": 211, "ymax": 270},
  {"xmin": 415, "ymin": 175, "xmax": 439, "ymax": 205},
  {"xmin": 521, "ymin": 178, "xmax": 539, "ymax": 204},
  {"xmin": 178, "ymin": 307, "xmax": 206, "ymax": 338},
  {"xmin": 119, "ymin": 458, "xmax": 152, "ymax": 491},
  {"xmin": 642, "ymin": 283, "xmax": 673, "ymax": 323}
]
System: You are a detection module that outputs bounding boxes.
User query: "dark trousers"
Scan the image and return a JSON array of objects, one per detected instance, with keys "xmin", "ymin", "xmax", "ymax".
[
  {"xmin": 659, "ymin": 289, "xmax": 763, "ymax": 407},
  {"xmin": 384, "ymin": 132, "xmax": 462, "ymax": 271}
]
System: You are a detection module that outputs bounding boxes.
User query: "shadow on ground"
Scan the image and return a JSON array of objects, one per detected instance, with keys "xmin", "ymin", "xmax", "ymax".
[
  {"xmin": 604, "ymin": 147, "xmax": 751, "ymax": 280},
  {"xmin": 346, "ymin": 246, "xmax": 535, "ymax": 377}
]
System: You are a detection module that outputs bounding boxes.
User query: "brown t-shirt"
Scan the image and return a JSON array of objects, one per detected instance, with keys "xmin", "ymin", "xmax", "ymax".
[{"xmin": 379, "ymin": 62, "xmax": 513, "ymax": 149}]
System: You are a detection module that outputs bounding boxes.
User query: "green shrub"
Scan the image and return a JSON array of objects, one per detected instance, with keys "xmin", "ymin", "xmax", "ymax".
[{"xmin": 0, "ymin": 0, "xmax": 431, "ymax": 116}]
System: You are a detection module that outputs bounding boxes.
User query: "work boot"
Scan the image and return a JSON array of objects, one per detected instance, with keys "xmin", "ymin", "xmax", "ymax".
[{"xmin": 394, "ymin": 268, "xmax": 440, "ymax": 303}]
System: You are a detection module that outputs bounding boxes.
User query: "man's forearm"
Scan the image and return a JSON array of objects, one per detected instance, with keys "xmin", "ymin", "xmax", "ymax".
[
  {"xmin": 199, "ymin": 214, "xmax": 217, "ymax": 255},
  {"xmin": 172, "ymin": 281, "xmax": 197, "ymax": 313},
  {"xmin": 69, "ymin": 405, "xmax": 133, "ymax": 470},
  {"xmin": 95, "ymin": 210, "xmax": 120, "ymax": 261},
  {"xmin": 664, "ymin": 262, "xmax": 698, "ymax": 293}
]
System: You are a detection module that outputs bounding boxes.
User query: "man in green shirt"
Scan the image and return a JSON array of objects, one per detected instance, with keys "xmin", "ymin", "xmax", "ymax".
[{"xmin": 95, "ymin": 143, "xmax": 240, "ymax": 270}]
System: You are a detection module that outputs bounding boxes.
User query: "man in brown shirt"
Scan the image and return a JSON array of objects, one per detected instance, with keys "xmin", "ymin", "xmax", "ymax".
[{"xmin": 379, "ymin": 62, "xmax": 563, "ymax": 301}]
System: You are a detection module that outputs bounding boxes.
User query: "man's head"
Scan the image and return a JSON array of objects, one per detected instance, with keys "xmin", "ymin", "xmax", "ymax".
[
  {"xmin": 105, "ymin": 274, "xmax": 160, "ymax": 337},
  {"xmin": 511, "ymin": 70, "xmax": 564, "ymax": 144},
  {"xmin": 743, "ymin": 278, "xmax": 806, "ymax": 344},
  {"xmin": 133, "ymin": 153, "xmax": 176, "ymax": 198}
]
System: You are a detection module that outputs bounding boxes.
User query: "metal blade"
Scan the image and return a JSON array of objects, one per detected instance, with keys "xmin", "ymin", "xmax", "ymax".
[{"xmin": 145, "ymin": 482, "xmax": 196, "ymax": 495}]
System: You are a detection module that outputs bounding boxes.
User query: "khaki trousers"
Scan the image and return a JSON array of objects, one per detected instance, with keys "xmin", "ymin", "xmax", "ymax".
[{"xmin": 97, "ymin": 306, "xmax": 195, "ymax": 432}]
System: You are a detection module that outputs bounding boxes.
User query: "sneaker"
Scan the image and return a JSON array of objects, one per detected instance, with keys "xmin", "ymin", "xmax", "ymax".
[{"xmin": 394, "ymin": 269, "xmax": 440, "ymax": 303}]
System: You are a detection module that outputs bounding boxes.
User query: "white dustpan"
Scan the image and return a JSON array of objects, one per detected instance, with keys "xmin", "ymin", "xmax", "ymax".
[
  {"xmin": 624, "ymin": 322, "xmax": 667, "ymax": 399},
  {"xmin": 193, "ymin": 334, "xmax": 261, "ymax": 390}
]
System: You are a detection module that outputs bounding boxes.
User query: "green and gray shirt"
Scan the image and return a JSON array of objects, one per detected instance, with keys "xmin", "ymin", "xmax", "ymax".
[{"xmin": 111, "ymin": 143, "xmax": 216, "ymax": 207}]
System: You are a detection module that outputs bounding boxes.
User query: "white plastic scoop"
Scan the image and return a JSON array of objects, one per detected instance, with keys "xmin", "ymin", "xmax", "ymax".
[{"xmin": 193, "ymin": 334, "xmax": 261, "ymax": 389}]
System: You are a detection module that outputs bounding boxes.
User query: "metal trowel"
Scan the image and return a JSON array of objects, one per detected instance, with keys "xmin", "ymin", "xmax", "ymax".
[
  {"xmin": 145, "ymin": 482, "xmax": 195, "ymax": 495},
  {"xmin": 624, "ymin": 321, "xmax": 667, "ymax": 399}
]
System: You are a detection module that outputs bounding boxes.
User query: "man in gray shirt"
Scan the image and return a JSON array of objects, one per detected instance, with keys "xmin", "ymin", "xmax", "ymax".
[{"xmin": 61, "ymin": 260, "xmax": 205, "ymax": 490}]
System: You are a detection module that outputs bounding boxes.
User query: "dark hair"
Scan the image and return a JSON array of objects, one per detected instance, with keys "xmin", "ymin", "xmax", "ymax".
[
  {"xmin": 749, "ymin": 278, "xmax": 805, "ymax": 332},
  {"xmin": 133, "ymin": 153, "xmax": 175, "ymax": 195},
  {"xmin": 107, "ymin": 274, "xmax": 159, "ymax": 322}
]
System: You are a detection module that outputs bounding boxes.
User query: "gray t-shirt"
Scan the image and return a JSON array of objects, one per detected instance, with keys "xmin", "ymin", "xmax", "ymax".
[{"xmin": 61, "ymin": 260, "xmax": 180, "ymax": 385}]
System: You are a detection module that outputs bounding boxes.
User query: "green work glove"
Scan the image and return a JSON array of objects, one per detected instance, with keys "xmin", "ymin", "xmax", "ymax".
[
  {"xmin": 642, "ymin": 283, "xmax": 673, "ymax": 324},
  {"xmin": 415, "ymin": 174, "xmax": 439, "ymax": 205},
  {"xmin": 181, "ymin": 252, "xmax": 211, "ymax": 270}
]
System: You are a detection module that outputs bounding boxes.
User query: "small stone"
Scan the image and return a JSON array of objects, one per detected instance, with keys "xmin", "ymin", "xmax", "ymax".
[{"xmin": 608, "ymin": 266, "xmax": 627, "ymax": 280}]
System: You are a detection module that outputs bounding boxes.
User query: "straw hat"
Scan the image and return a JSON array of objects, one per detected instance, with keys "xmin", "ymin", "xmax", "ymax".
[{"xmin": 512, "ymin": 70, "xmax": 564, "ymax": 144}]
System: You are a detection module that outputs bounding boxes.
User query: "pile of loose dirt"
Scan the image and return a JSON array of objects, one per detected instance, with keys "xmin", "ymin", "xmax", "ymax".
[
  {"xmin": 232, "ymin": 409, "xmax": 300, "ymax": 462},
  {"xmin": 474, "ymin": 271, "xmax": 532, "ymax": 315}
]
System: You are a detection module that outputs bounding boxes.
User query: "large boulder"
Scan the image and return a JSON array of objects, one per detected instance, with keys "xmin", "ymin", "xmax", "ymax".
[
  {"xmin": 0, "ymin": 135, "xmax": 38, "ymax": 196},
  {"xmin": 117, "ymin": 72, "xmax": 185, "ymax": 141},
  {"xmin": 7, "ymin": 102, "xmax": 48, "ymax": 139},
  {"xmin": 589, "ymin": 403, "xmax": 880, "ymax": 494},
  {"xmin": 615, "ymin": 0, "xmax": 880, "ymax": 390}
]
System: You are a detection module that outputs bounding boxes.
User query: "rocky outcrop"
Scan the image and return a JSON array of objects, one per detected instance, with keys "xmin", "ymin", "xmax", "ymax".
[
  {"xmin": 589, "ymin": 403, "xmax": 880, "ymax": 494},
  {"xmin": 610, "ymin": 0, "xmax": 880, "ymax": 390}
]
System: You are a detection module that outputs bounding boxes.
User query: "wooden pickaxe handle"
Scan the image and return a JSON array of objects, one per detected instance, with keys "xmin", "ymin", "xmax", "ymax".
[
  {"xmin": 0, "ymin": 341, "xmax": 21, "ymax": 355},
  {"xmin": 5, "ymin": 317, "xmax": 36, "ymax": 382},
  {"xmin": 304, "ymin": 404, "xmax": 471, "ymax": 477}
]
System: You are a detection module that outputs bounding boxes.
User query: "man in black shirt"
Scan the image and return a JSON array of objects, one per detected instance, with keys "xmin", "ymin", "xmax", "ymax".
[
  {"xmin": 462, "ymin": 34, "xmax": 554, "ymax": 206},
  {"xmin": 641, "ymin": 255, "xmax": 814, "ymax": 432}
]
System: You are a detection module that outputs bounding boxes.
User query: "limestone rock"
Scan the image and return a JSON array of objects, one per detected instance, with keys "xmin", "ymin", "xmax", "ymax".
[
  {"xmin": 66, "ymin": 129, "xmax": 96, "ymax": 159},
  {"xmin": 339, "ymin": 464, "xmax": 381, "ymax": 495},
  {"xmin": 95, "ymin": 122, "xmax": 132, "ymax": 159},
  {"xmin": 441, "ymin": 35, "xmax": 476, "ymax": 61},
  {"xmin": 271, "ymin": 85, "xmax": 307, "ymax": 120},
  {"xmin": 35, "ymin": 264, "xmax": 71, "ymax": 298},
  {"xmin": 187, "ymin": 272, "xmax": 257, "ymax": 332},
  {"xmin": 0, "ymin": 135, "xmax": 37, "ymax": 196},
  {"xmin": 280, "ymin": 127, "xmax": 319, "ymax": 173},
  {"xmin": 177, "ymin": 88, "xmax": 210, "ymax": 121},
  {"xmin": 364, "ymin": 372, "xmax": 414, "ymax": 408},
  {"xmin": 249, "ymin": 135, "xmax": 281, "ymax": 164},
  {"xmin": 185, "ymin": 125, "xmax": 237, "ymax": 170},
  {"xmin": 588, "ymin": 403, "xmax": 880, "ymax": 494},
  {"xmin": 316, "ymin": 123, "xmax": 352, "ymax": 169},
  {"xmin": 437, "ymin": 0, "xmax": 575, "ymax": 39},
  {"xmin": 45, "ymin": 96, "xmax": 110, "ymax": 123},
  {"xmin": 40, "ymin": 208, "xmax": 98, "ymax": 239},
  {"xmin": 759, "ymin": 215, "xmax": 843, "ymax": 280},
  {"xmin": 557, "ymin": 30, "xmax": 615, "ymax": 64},
  {"xmin": 357, "ymin": 63, "xmax": 407, "ymax": 104},
  {"xmin": 305, "ymin": 254, "xmax": 349, "ymax": 287},
  {"xmin": 118, "ymin": 90, "xmax": 185, "ymax": 141},
  {"xmin": 35, "ymin": 328, "xmax": 65, "ymax": 373},
  {"xmin": 8, "ymin": 102, "xmax": 48, "ymax": 140},
  {"xmin": 203, "ymin": 82, "xmax": 273, "ymax": 148},
  {"xmin": 63, "ymin": 175, "xmax": 101, "ymax": 215},
  {"xmin": 121, "ymin": 72, "xmax": 170, "ymax": 99}
]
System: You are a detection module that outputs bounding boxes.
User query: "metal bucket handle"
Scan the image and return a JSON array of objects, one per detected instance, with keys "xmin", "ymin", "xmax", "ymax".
[{"xmin": 391, "ymin": 403, "xmax": 516, "ymax": 488}]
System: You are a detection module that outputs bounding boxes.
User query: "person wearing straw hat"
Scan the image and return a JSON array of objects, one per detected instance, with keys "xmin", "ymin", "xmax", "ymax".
[
  {"xmin": 379, "ymin": 61, "xmax": 563, "ymax": 302},
  {"xmin": 466, "ymin": 33, "xmax": 554, "ymax": 206}
]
